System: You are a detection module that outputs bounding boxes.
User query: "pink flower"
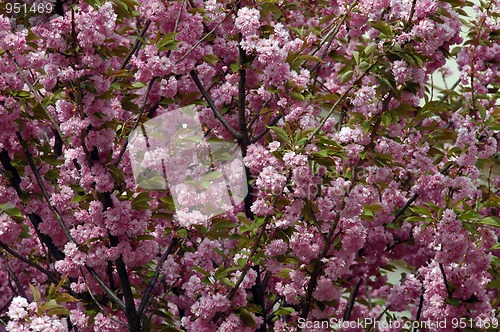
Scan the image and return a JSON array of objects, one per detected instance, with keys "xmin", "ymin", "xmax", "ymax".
[{"xmin": 235, "ymin": 7, "xmax": 260, "ymax": 36}]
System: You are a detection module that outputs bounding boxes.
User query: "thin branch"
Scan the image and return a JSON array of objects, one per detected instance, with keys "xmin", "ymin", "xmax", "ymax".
[
  {"xmin": 109, "ymin": 233, "xmax": 141, "ymax": 331},
  {"xmin": 16, "ymin": 132, "xmax": 76, "ymax": 244},
  {"xmin": 176, "ymin": 0, "xmax": 240, "ymax": 64},
  {"xmin": 309, "ymin": 0, "xmax": 359, "ymax": 73},
  {"xmin": 413, "ymin": 287, "xmax": 424, "ymax": 332},
  {"xmin": 0, "ymin": 241, "xmax": 58, "ymax": 282},
  {"xmin": 306, "ymin": 63, "xmax": 375, "ymax": 142},
  {"xmin": 82, "ymin": 275, "xmax": 129, "ymax": 329},
  {"xmin": 250, "ymin": 114, "xmax": 283, "ymax": 143},
  {"xmin": 85, "ymin": 266, "xmax": 126, "ymax": 311},
  {"xmin": 392, "ymin": 162, "xmax": 454, "ymax": 222},
  {"xmin": 0, "ymin": 149, "xmax": 65, "ymax": 262},
  {"xmin": 190, "ymin": 70, "xmax": 242, "ymax": 140},
  {"xmin": 119, "ymin": 20, "xmax": 152, "ymax": 71},
  {"xmin": 7, "ymin": 265, "xmax": 29, "ymax": 300},
  {"xmin": 138, "ymin": 237, "xmax": 178, "ymax": 317},
  {"xmin": 405, "ymin": 0, "xmax": 418, "ymax": 30},
  {"xmin": 438, "ymin": 263, "xmax": 452, "ymax": 297},
  {"xmin": 238, "ymin": 44, "xmax": 250, "ymax": 147},
  {"xmin": 114, "ymin": 78, "xmax": 156, "ymax": 168},
  {"xmin": 6, "ymin": 51, "xmax": 69, "ymax": 149},
  {"xmin": 343, "ymin": 278, "xmax": 362, "ymax": 321}
]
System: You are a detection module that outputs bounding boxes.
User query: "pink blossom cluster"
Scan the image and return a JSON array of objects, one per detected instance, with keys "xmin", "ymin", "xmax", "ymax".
[{"xmin": 0, "ymin": 0, "xmax": 498, "ymax": 331}]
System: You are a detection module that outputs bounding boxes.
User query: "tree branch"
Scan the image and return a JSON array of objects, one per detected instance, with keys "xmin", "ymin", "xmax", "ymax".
[
  {"xmin": 343, "ymin": 278, "xmax": 362, "ymax": 321},
  {"xmin": 16, "ymin": 132, "xmax": 76, "ymax": 244},
  {"xmin": 6, "ymin": 51, "xmax": 69, "ymax": 149},
  {"xmin": 114, "ymin": 78, "xmax": 156, "ymax": 168},
  {"xmin": 0, "ymin": 241, "xmax": 58, "ymax": 282},
  {"xmin": 190, "ymin": 70, "xmax": 242, "ymax": 140},
  {"xmin": 138, "ymin": 237, "xmax": 179, "ymax": 318},
  {"xmin": 301, "ymin": 93, "xmax": 393, "ymax": 319}
]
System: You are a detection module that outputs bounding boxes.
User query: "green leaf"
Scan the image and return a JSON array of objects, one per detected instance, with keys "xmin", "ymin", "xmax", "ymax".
[
  {"xmin": 30, "ymin": 284, "xmax": 41, "ymax": 304},
  {"xmin": 238, "ymin": 308, "xmax": 257, "ymax": 328},
  {"xmin": 477, "ymin": 103, "xmax": 487, "ymax": 121},
  {"xmin": 132, "ymin": 193, "xmax": 153, "ymax": 210},
  {"xmin": 370, "ymin": 21, "xmax": 392, "ymax": 35},
  {"xmin": 131, "ymin": 82, "xmax": 147, "ymax": 88},
  {"xmin": 47, "ymin": 307, "xmax": 71, "ymax": 316},
  {"xmin": 275, "ymin": 268, "xmax": 292, "ymax": 278},
  {"xmin": 478, "ymin": 216, "xmax": 500, "ymax": 228},
  {"xmin": 340, "ymin": 70, "xmax": 354, "ymax": 84},
  {"xmin": 55, "ymin": 293, "xmax": 78, "ymax": 303},
  {"xmin": 202, "ymin": 54, "xmax": 220, "ymax": 65},
  {"xmin": 268, "ymin": 126, "xmax": 291, "ymax": 145},
  {"xmin": 273, "ymin": 307, "xmax": 295, "ymax": 316},
  {"xmin": 410, "ymin": 206, "xmax": 433, "ymax": 216}
]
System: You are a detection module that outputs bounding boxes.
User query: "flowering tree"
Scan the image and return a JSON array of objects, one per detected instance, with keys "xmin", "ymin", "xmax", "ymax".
[{"xmin": 0, "ymin": 0, "xmax": 499, "ymax": 331}]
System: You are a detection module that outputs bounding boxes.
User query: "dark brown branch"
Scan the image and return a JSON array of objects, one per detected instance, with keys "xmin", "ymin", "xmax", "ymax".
[
  {"xmin": 405, "ymin": 0, "xmax": 418, "ymax": 30},
  {"xmin": 413, "ymin": 287, "xmax": 424, "ymax": 332},
  {"xmin": 250, "ymin": 114, "xmax": 283, "ymax": 143},
  {"xmin": 438, "ymin": 263, "xmax": 452, "ymax": 297},
  {"xmin": 238, "ymin": 45, "xmax": 250, "ymax": 147},
  {"xmin": 177, "ymin": 0, "xmax": 240, "ymax": 64},
  {"xmin": 0, "ymin": 241, "xmax": 58, "ymax": 282},
  {"xmin": 119, "ymin": 20, "xmax": 152, "ymax": 71},
  {"xmin": 109, "ymin": 233, "xmax": 141, "ymax": 331},
  {"xmin": 0, "ymin": 149, "xmax": 65, "ymax": 262},
  {"xmin": 190, "ymin": 70, "xmax": 242, "ymax": 140},
  {"xmin": 392, "ymin": 162, "xmax": 454, "ymax": 223},
  {"xmin": 16, "ymin": 132, "xmax": 75, "ymax": 243},
  {"xmin": 84, "ymin": 266, "xmax": 125, "ymax": 311},
  {"xmin": 114, "ymin": 78, "xmax": 156, "ymax": 168},
  {"xmin": 138, "ymin": 237, "xmax": 179, "ymax": 318},
  {"xmin": 343, "ymin": 278, "xmax": 362, "ymax": 321},
  {"xmin": 7, "ymin": 265, "xmax": 29, "ymax": 300}
]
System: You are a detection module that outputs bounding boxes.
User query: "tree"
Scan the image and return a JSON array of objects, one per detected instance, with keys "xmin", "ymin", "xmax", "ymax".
[{"xmin": 0, "ymin": 0, "xmax": 499, "ymax": 331}]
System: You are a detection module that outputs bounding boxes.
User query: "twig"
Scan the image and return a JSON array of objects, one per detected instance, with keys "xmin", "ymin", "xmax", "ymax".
[
  {"xmin": 0, "ymin": 241, "xmax": 58, "ymax": 282},
  {"xmin": 309, "ymin": 0, "xmax": 359, "ymax": 73},
  {"xmin": 82, "ymin": 275, "xmax": 129, "ymax": 329},
  {"xmin": 0, "ymin": 149, "xmax": 65, "ymax": 261},
  {"xmin": 306, "ymin": 63, "xmax": 375, "ymax": 142},
  {"xmin": 114, "ymin": 78, "xmax": 156, "ymax": 168},
  {"xmin": 405, "ymin": 0, "xmax": 418, "ymax": 30},
  {"xmin": 119, "ymin": 20, "xmax": 152, "ymax": 71},
  {"xmin": 438, "ymin": 263, "xmax": 452, "ymax": 297},
  {"xmin": 250, "ymin": 114, "xmax": 283, "ymax": 143},
  {"xmin": 190, "ymin": 70, "xmax": 242, "ymax": 140},
  {"xmin": 176, "ymin": 0, "xmax": 241, "ymax": 64},
  {"xmin": 7, "ymin": 265, "xmax": 29, "ymax": 300},
  {"xmin": 343, "ymin": 278, "xmax": 362, "ymax": 321},
  {"xmin": 16, "ymin": 132, "xmax": 76, "ymax": 244},
  {"xmin": 392, "ymin": 162, "xmax": 454, "ymax": 222},
  {"xmin": 238, "ymin": 44, "xmax": 250, "ymax": 147},
  {"xmin": 85, "ymin": 265, "xmax": 126, "ymax": 311},
  {"xmin": 109, "ymin": 234, "xmax": 141, "ymax": 331},
  {"xmin": 138, "ymin": 237, "xmax": 178, "ymax": 317},
  {"xmin": 6, "ymin": 51, "xmax": 69, "ymax": 149},
  {"xmin": 413, "ymin": 287, "xmax": 424, "ymax": 332}
]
